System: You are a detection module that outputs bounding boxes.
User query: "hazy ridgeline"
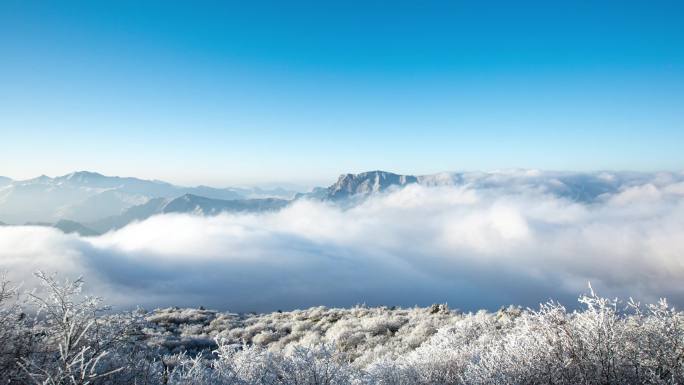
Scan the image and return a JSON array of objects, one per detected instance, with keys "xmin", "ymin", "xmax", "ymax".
[{"xmin": 2, "ymin": 272, "xmax": 684, "ymax": 385}]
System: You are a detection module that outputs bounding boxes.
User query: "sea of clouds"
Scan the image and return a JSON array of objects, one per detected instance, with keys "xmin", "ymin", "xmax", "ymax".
[{"xmin": 1, "ymin": 172, "xmax": 684, "ymax": 312}]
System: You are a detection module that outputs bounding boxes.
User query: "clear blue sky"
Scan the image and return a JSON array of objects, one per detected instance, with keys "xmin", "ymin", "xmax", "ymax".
[{"xmin": 1, "ymin": 1, "xmax": 683, "ymax": 186}]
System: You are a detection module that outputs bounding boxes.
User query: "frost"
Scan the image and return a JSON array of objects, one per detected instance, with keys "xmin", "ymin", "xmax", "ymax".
[{"xmin": 3, "ymin": 272, "xmax": 684, "ymax": 384}]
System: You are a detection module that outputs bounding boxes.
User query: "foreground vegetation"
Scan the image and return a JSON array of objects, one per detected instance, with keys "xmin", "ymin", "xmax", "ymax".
[{"xmin": 2, "ymin": 273, "xmax": 684, "ymax": 384}]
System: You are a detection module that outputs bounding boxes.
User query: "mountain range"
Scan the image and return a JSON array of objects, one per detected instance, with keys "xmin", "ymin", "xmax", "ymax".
[
  {"xmin": 0, "ymin": 171, "xmax": 297, "ymax": 224},
  {"xmin": 1, "ymin": 169, "xmax": 678, "ymax": 236},
  {"xmin": 86, "ymin": 194, "xmax": 289, "ymax": 233}
]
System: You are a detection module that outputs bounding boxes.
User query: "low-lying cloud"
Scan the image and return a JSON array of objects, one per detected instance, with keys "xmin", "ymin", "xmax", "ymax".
[{"xmin": 1, "ymin": 175, "xmax": 684, "ymax": 312}]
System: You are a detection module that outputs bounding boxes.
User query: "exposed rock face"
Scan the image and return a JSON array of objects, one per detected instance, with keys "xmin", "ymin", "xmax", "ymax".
[{"xmin": 327, "ymin": 171, "xmax": 418, "ymax": 200}]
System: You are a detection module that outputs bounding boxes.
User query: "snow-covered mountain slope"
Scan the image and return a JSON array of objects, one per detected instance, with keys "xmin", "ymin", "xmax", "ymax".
[{"xmin": 0, "ymin": 176, "xmax": 12, "ymax": 187}]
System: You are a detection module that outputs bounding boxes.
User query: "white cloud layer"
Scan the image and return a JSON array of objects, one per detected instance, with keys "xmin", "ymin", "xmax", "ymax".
[{"xmin": 1, "ymin": 176, "xmax": 684, "ymax": 312}]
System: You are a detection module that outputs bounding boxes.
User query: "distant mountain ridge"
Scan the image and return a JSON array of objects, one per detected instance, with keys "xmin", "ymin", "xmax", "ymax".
[
  {"xmin": 298, "ymin": 169, "xmax": 649, "ymax": 203},
  {"xmin": 339, "ymin": 169, "xmax": 669, "ymax": 202},
  {"xmin": 87, "ymin": 195, "xmax": 288, "ymax": 233},
  {"xmin": 53, "ymin": 220, "xmax": 100, "ymax": 236},
  {"xmin": 2, "ymin": 169, "xmax": 681, "ymax": 236},
  {"xmin": 163, "ymin": 194, "xmax": 288, "ymax": 215},
  {"xmin": 23, "ymin": 219, "xmax": 99, "ymax": 236},
  {"xmin": 87, "ymin": 197, "xmax": 171, "ymax": 233},
  {"xmin": 0, "ymin": 171, "xmax": 298, "ymax": 224}
]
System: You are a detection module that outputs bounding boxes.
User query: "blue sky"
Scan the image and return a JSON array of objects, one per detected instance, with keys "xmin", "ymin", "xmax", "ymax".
[{"xmin": 1, "ymin": 1, "xmax": 683, "ymax": 186}]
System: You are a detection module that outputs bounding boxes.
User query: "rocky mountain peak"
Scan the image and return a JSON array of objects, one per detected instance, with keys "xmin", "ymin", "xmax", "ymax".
[{"xmin": 327, "ymin": 170, "xmax": 418, "ymax": 200}]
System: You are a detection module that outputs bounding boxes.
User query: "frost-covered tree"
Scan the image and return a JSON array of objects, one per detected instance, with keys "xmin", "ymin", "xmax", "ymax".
[
  {"xmin": 0, "ymin": 273, "xmax": 33, "ymax": 383},
  {"xmin": 17, "ymin": 272, "xmax": 123, "ymax": 384}
]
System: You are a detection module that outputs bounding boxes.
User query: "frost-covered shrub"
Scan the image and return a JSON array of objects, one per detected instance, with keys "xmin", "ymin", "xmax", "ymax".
[
  {"xmin": 277, "ymin": 344, "xmax": 356, "ymax": 385},
  {"xmin": 167, "ymin": 342, "xmax": 353, "ymax": 385},
  {"xmin": 4, "ymin": 271, "xmax": 684, "ymax": 385},
  {"xmin": 394, "ymin": 287, "xmax": 684, "ymax": 385}
]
